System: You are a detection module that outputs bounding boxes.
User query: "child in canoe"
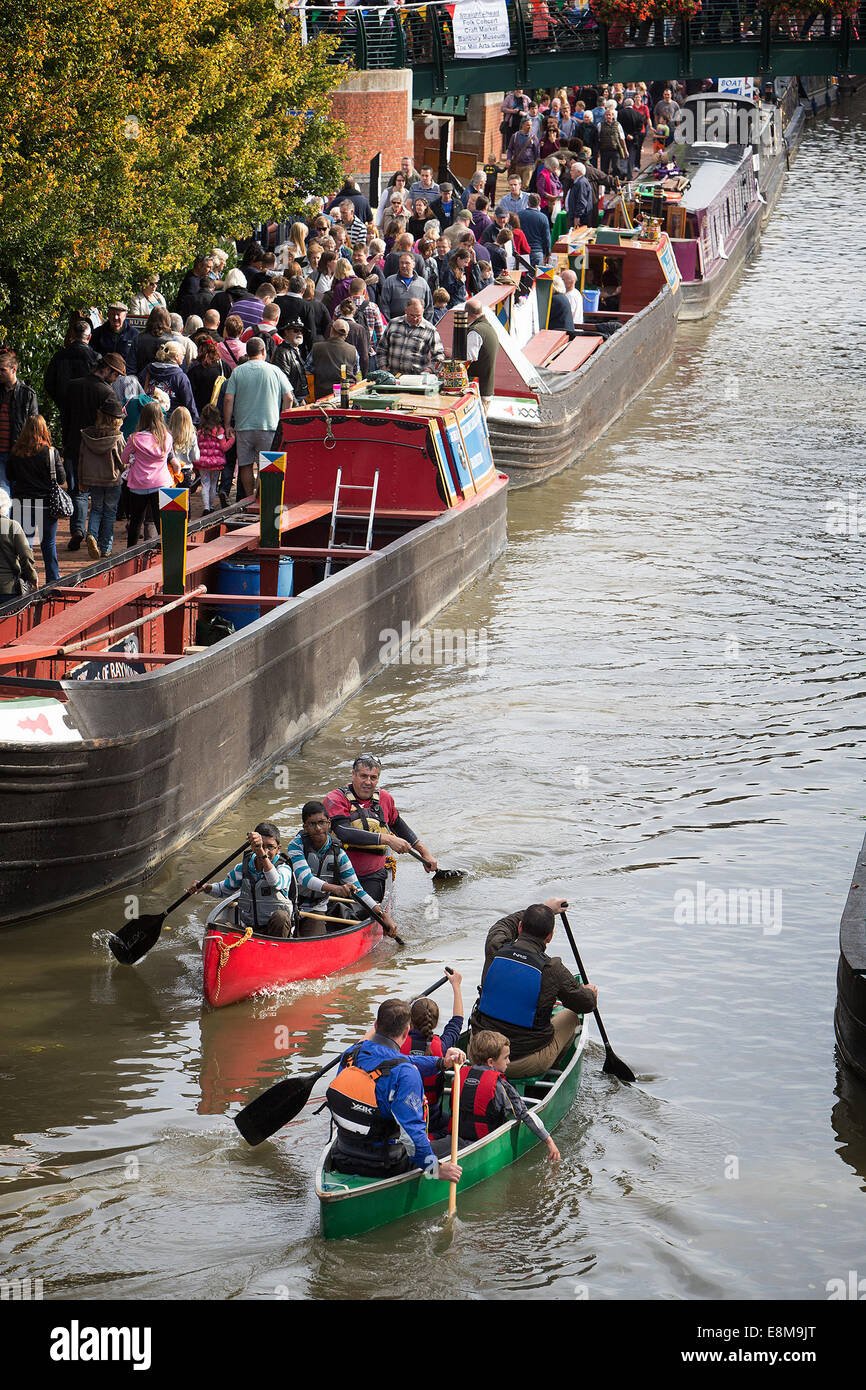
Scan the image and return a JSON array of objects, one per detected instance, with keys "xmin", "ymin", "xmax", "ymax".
[
  {"xmin": 400, "ymin": 967, "xmax": 464, "ymax": 1139},
  {"xmin": 456, "ymin": 1029, "xmax": 561, "ymax": 1161}
]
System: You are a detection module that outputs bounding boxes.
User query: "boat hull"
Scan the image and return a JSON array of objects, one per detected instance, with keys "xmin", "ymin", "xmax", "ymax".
[
  {"xmin": 676, "ymin": 194, "xmax": 763, "ymax": 322},
  {"xmin": 202, "ymin": 919, "xmax": 383, "ymax": 1008},
  {"xmin": 489, "ymin": 284, "xmax": 679, "ymax": 487},
  {"xmin": 0, "ymin": 480, "xmax": 507, "ymax": 926},
  {"xmin": 316, "ymin": 1022, "xmax": 586, "ymax": 1238},
  {"xmin": 835, "ymin": 831, "xmax": 866, "ymax": 1084}
]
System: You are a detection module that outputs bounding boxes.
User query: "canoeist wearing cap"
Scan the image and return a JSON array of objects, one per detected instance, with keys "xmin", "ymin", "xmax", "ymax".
[
  {"xmin": 326, "ymin": 997, "xmax": 465, "ymax": 1181},
  {"xmin": 188, "ymin": 823, "xmax": 295, "ymax": 937},
  {"xmin": 470, "ymin": 899, "xmax": 598, "ymax": 1078},
  {"xmin": 323, "ymin": 754, "xmax": 438, "ymax": 906},
  {"xmin": 285, "ymin": 801, "xmax": 399, "ymax": 937},
  {"xmin": 457, "ymin": 1029, "xmax": 560, "ymax": 1161}
]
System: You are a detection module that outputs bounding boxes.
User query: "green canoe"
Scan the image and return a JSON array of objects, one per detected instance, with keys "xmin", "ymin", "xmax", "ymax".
[{"xmin": 315, "ymin": 1013, "xmax": 587, "ymax": 1239}]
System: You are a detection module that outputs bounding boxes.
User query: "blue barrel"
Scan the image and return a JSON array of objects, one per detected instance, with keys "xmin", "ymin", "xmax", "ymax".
[
  {"xmin": 216, "ymin": 557, "xmax": 293, "ymax": 630},
  {"xmin": 582, "ymin": 288, "xmax": 600, "ymax": 313}
]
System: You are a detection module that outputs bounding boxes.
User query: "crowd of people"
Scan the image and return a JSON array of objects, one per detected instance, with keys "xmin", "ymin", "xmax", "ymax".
[{"xmin": 0, "ymin": 77, "xmax": 687, "ymax": 600}]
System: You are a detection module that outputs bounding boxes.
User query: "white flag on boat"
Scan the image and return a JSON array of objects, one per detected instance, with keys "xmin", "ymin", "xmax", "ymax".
[{"xmin": 452, "ymin": 0, "xmax": 511, "ymax": 59}]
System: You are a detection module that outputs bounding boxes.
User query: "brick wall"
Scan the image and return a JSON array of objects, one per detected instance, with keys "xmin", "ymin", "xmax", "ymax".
[{"xmin": 330, "ymin": 70, "xmax": 413, "ymax": 180}]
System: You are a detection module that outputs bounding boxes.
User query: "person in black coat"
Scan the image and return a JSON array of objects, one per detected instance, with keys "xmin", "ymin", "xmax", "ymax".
[
  {"xmin": 90, "ymin": 303, "xmax": 139, "ymax": 373},
  {"xmin": 275, "ymin": 276, "xmax": 320, "ymax": 352},
  {"xmin": 272, "ymin": 324, "xmax": 309, "ymax": 403},
  {"xmin": 0, "ymin": 349, "xmax": 38, "ymax": 494},
  {"xmin": 175, "ymin": 256, "xmax": 214, "ymax": 318},
  {"xmin": 44, "ymin": 323, "xmax": 99, "ymax": 420}
]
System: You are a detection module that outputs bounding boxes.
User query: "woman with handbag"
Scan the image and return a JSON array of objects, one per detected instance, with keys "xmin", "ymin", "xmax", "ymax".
[
  {"xmin": 0, "ymin": 487, "xmax": 38, "ymax": 602},
  {"xmin": 6, "ymin": 416, "xmax": 69, "ymax": 584}
]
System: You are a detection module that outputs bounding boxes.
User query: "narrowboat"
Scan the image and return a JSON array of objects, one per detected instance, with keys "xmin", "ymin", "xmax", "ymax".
[
  {"xmin": 0, "ymin": 389, "xmax": 506, "ymax": 926},
  {"xmin": 316, "ymin": 1015, "xmax": 587, "ymax": 1239},
  {"xmin": 436, "ymin": 233, "xmax": 681, "ymax": 487},
  {"xmin": 201, "ymin": 885, "xmax": 391, "ymax": 1009},
  {"xmin": 835, "ymin": 831, "xmax": 866, "ymax": 1085}
]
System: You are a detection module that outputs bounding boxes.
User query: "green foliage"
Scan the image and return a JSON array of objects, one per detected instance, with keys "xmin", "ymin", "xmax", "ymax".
[{"xmin": 0, "ymin": 0, "xmax": 348, "ymax": 393}]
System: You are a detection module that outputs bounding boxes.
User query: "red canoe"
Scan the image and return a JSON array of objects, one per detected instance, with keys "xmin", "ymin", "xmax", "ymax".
[{"xmin": 202, "ymin": 895, "xmax": 385, "ymax": 1008}]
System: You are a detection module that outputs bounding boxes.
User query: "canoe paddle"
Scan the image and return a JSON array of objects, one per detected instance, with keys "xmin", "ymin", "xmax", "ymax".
[
  {"xmin": 560, "ymin": 911, "xmax": 636, "ymax": 1084},
  {"xmin": 108, "ymin": 842, "xmax": 249, "ymax": 966},
  {"xmin": 234, "ymin": 971, "xmax": 451, "ymax": 1146},
  {"xmin": 405, "ymin": 846, "xmax": 464, "ymax": 883}
]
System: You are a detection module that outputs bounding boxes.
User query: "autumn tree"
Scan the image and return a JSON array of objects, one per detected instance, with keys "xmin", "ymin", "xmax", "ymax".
[{"xmin": 0, "ymin": 0, "xmax": 348, "ymax": 385}]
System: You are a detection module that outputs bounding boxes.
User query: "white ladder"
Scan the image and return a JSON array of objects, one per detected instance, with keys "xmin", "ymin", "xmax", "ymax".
[{"xmin": 324, "ymin": 467, "xmax": 380, "ymax": 578}]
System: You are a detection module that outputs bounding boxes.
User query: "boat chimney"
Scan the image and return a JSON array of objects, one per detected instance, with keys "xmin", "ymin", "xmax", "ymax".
[{"xmin": 452, "ymin": 307, "xmax": 469, "ymax": 362}]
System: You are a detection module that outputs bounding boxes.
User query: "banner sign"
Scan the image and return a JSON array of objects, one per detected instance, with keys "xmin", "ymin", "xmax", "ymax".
[
  {"xmin": 718, "ymin": 77, "xmax": 754, "ymax": 98},
  {"xmin": 452, "ymin": 0, "xmax": 510, "ymax": 59},
  {"xmin": 69, "ymin": 635, "xmax": 145, "ymax": 682}
]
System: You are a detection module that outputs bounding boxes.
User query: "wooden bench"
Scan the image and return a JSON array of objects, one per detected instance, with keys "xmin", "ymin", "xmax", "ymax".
[
  {"xmin": 546, "ymin": 335, "xmax": 604, "ymax": 373},
  {"xmin": 522, "ymin": 330, "xmax": 570, "ymax": 367}
]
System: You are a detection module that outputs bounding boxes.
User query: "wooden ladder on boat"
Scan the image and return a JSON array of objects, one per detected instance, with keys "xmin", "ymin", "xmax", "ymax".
[{"xmin": 324, "ymin": 467, "xmax": 380, "ymax": 579}]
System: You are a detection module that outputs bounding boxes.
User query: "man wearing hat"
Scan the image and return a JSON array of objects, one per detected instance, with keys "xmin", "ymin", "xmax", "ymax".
[
  {"xmin": 480, "ymin": 205, "xmax": 510, "ymax": 248},
  {"xmin": 59, "ymin": 354, "xmax": 127, "ymax": 548},
  {"xmin": 91, "ymin": 302, "xmax": 139, "ymax": 373},
  {"xmin": 272, "ymin": 322, "xmax": 309, "ymax": 403}
]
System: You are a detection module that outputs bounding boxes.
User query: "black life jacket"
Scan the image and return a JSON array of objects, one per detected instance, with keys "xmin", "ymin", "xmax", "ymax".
[
  {"xmin": 298, "ymin": 831, "xmax": 342, "ymax": 905},
  {"xmin": 326, "ymin": 1044, "xmax": 413, "ymax": 1147},
  {"xmin": 340, "ymin": 784, "xmax": 387, "ymax": 857},
  {"xmin": 476, "ymin": 941, "xmax": 553, "ymax": 1032},
  {"xmin": 457, "ymin": 1065, "xmax": 502, "ymax": 1142}
]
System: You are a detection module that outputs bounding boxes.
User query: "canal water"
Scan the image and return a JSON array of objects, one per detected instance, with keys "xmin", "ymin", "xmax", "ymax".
[{"xmin": 2, "ymin": 97, "xmax": 866, "ymax": 1303}]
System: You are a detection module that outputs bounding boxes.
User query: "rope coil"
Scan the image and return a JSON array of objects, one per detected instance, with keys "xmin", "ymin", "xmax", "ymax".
[{"xmin": 213, "ymin": 926, "xmax": 253, "ymax": 1003}]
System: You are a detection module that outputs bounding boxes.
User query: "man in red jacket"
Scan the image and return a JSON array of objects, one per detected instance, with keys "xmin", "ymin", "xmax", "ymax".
[{"xmin": 323, "ymin": 754, "xmax": 438, "ymax": 905}]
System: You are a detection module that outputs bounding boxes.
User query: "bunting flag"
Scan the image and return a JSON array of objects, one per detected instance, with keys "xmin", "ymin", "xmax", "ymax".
[
  {"xmin": 159, "ymin": 488, "xmax": 189, "ymax": 594},
  {"xmin": 258, "ymin": 451, "xmax": 287, "ymax": 475}
]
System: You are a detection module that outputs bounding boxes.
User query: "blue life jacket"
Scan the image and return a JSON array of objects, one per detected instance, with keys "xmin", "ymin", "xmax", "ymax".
[{"xmin": 477, "ymin": 941, "xmax": 550, "ymax": 1029}]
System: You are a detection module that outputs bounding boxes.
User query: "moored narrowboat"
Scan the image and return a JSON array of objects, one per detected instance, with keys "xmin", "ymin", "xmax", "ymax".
[
  {"xmin": 436, "ymin": 233, "xmax": 681, "ymax": 487},
  {"xmin": 0, "ymin": 389, "xmax": 506, "ymax": 926},
  {"xmin": 835, "ymin": 831, "xmax": 866, "ymax": 1085}
]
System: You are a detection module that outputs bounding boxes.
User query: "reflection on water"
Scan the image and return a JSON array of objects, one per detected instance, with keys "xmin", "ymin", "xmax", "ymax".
[{"xmin": 2, "ymin": 97, "xmax": 866, "ymax": 1299}]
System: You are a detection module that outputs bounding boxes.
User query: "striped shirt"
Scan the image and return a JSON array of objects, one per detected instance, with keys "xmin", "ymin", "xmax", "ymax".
[
  {"xmin": 206, "ymin": 853, "xmax": 294, "ymax": 899},
  {"xmin": 285, "ymin": 833, "xmax": 378, "ymax": 911}
]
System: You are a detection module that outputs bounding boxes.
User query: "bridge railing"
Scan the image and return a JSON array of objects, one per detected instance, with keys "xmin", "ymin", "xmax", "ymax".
[{"xmin": 297, "ymin": 2, "xmax": 864, "ymax": 93}]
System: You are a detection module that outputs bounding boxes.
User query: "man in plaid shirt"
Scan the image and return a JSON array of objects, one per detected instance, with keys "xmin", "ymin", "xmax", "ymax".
[{"xmin": 378, "ymin": 298, "xmax": 445, "ymax": 376}]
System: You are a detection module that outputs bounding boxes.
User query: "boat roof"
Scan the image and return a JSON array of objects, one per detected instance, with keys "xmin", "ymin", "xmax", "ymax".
[{"xmin": 679, "ymin": 148, "xmax": 752, "ymax": 211}]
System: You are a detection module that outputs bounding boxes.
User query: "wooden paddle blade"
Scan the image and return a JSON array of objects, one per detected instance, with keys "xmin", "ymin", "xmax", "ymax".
[
  {"xmin": 602, "ymin": 1048, "xmax": 636, "ymax": 1084},
  {"xmin": 234, "ymin": 1074, "xmax": 315, "ymax": 1146},
  {"xmin": 107, "ymin": 913, "xmax": 167, "ymax": 965}
]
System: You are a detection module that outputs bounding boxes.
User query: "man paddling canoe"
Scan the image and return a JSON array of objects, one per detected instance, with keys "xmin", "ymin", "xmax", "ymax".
[
  {"xmin": 188, "ymin": 823, "xmax": 295, "ymax": 936},
  {"xmin": 323, "ymin": 754, "xmax": 438, "ymax": 906},
  {"xmin": 285, "ymin": 800, "xmax": 400, "ymax": 938},
  {"xmin": 470, "ymin": 899, "xmax": 598, "ymax": 1078},
  {"xmin": 326, "ymin": 996, "xmax": 465, "ymax": 1182}
]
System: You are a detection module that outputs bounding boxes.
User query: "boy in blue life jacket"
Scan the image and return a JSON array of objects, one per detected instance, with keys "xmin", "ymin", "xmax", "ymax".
[{"xmin": 457, "ymin": 1029, "xmax": 560, "ymax": 1160}]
